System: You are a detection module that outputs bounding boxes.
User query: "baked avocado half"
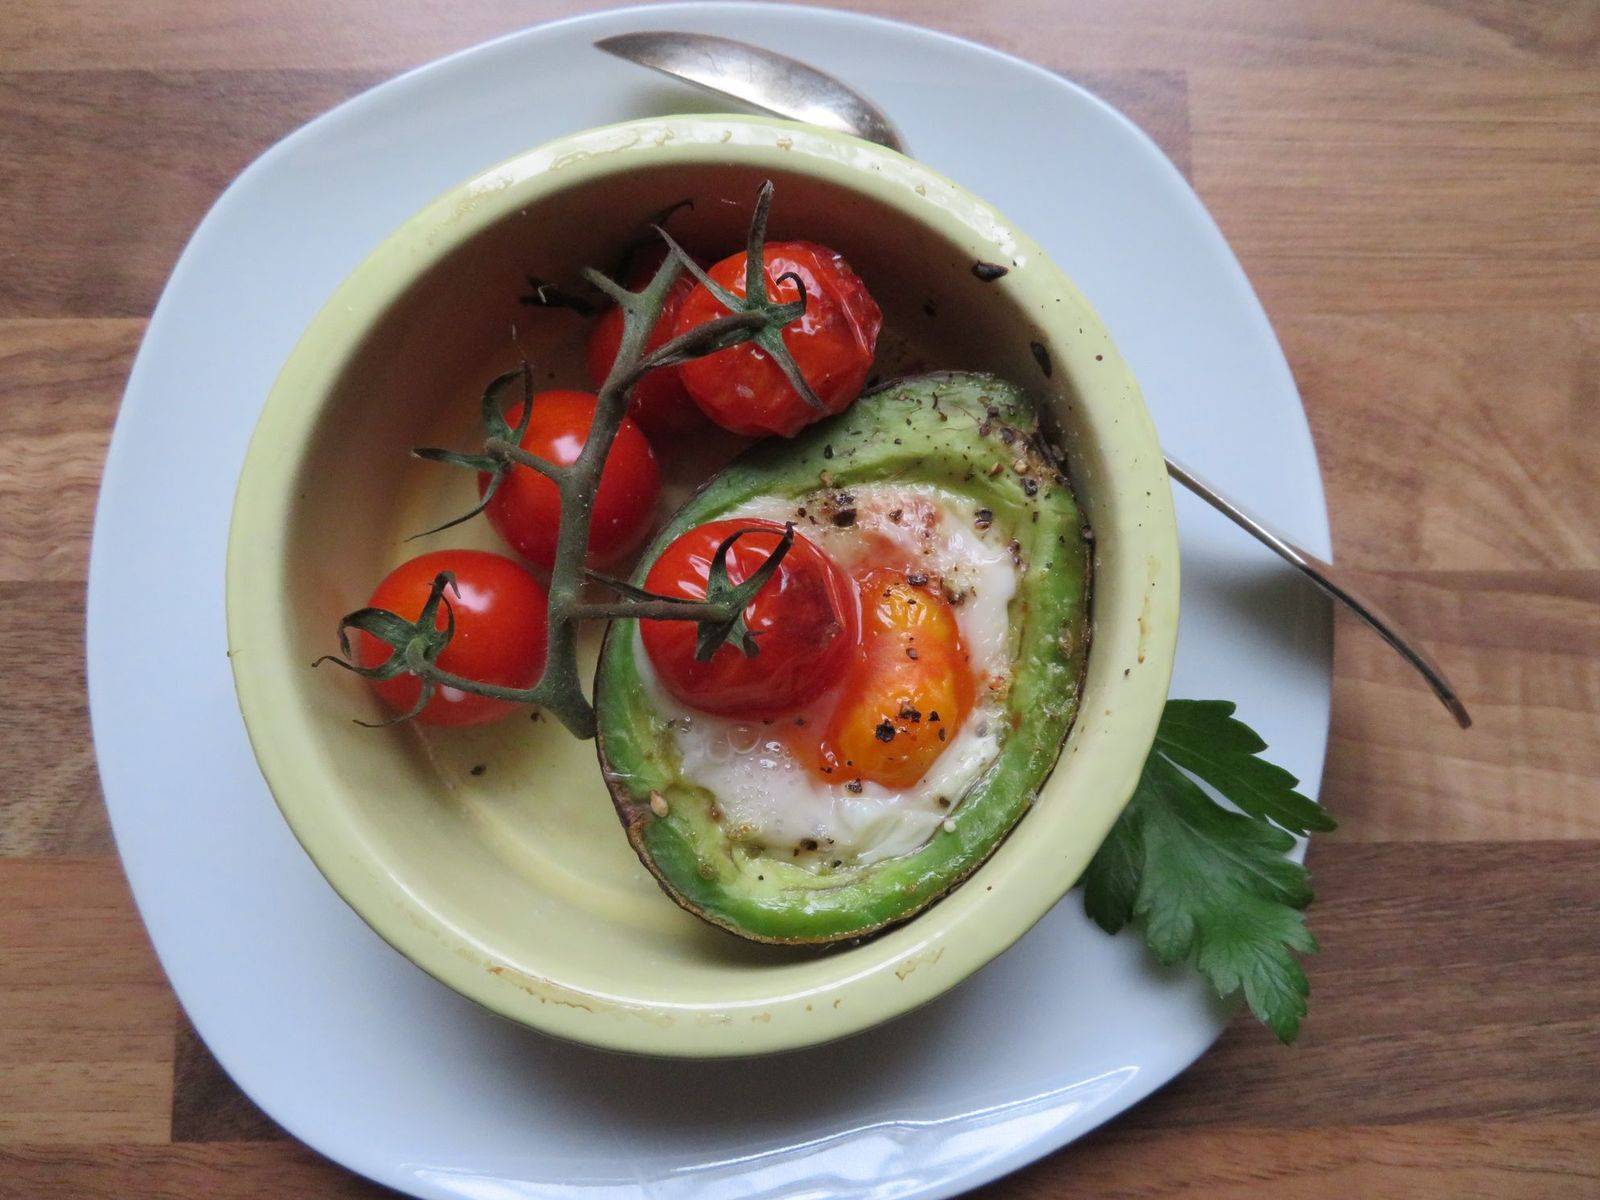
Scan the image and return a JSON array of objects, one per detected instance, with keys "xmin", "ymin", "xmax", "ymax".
[{"xmin": 594, "ymin": 372, "xmax": 1092, "ymax": 944}]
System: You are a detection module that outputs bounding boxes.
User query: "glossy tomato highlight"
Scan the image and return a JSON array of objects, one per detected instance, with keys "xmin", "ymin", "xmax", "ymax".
[
  {"xmin": 357, "ymin": 550, "xmax": 548, "ymax": 727},
  {"xmin": 482, "ymin": 390, "xmax": 660, "ymax": 573},
  {"xmin": 639, "ymin": 519, "xmax": 859, "ymax": 719},
  {"xmin": 672, "ymin": 242, "xmax": 881, "ymax": 438}
]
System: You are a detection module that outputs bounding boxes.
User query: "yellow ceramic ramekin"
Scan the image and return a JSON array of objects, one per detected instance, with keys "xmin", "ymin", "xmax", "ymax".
[{"xmin": 228, "ymin": 115, "xmax": 1178, "ymax": 1057}]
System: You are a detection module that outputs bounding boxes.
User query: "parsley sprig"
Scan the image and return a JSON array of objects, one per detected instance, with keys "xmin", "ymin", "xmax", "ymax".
[{"xmin": 1082, "ymin": 700, "xmax": 1332, "ymax": 1043}]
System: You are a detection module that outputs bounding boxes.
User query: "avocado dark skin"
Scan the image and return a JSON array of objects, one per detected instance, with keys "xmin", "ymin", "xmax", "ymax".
[{"xmin": 594, "ymin": 372, "xmax": 1091, "ymax": 944}]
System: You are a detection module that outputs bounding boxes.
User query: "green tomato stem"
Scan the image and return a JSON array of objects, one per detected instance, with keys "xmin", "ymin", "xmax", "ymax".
[{"xmin": 324, "ymin": 182, "xmax": 811, "ymax": 738}]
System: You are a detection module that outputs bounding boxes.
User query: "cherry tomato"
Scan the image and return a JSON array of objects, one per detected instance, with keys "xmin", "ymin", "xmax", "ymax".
[
  {"xmin": 357, "ymin": 550, "xmax": 548, "ymax": 728},
  {"xmin": 482, "ymin": 390, "xmax": 660, "ymax": 572},
  {"xmin": 814, "ymin": 569, "xmax": 975, "ymax": 789},
  {"xmin": 671, "ymin": 241, "xmax": 882, "ymax": 438},
  {"xmin": 585, "ymin": 259, "xmax": 703, "ymax": 438},
  {"xmin": 639, "ymin": 519, "xmax": 860, "ymax": 719}
]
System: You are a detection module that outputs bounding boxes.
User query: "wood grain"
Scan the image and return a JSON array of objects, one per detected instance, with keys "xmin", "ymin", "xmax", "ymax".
[
  {"xmin": 1121, "ymin": 842, "xmax": 1600, "ymax": 1126},
  {"xmin": 0, "ymin": 1144, "xmax": 399, "ymax": 1198},
  {"xmin": 1192, "ymin": 69, "xmax": 1600, "ymax": 314},
  {"xmin": 0, "ymin": 584, "xmax": 112, "ymax": 856},
  {"xmin": 1, "ymin": 1, "xmax": 1596, "ymax": 1197},
  {"xmin": 0, "ymin": 72, "xmax": 382, "ymax": 317},
  {"xmin": 1325, "ymin": 572, "xmax": 1600, "ymax": 841},
  {"xmin": 169, "ymin": 1016, "xmax": 282, "ymax": 1144},
  {"xmin": 1289, "ymin": 312, "xmax": 1599, "ymax": 573},
  {"xmin": 3, "ymin": 1, "xmax": 1596, "ymax": 71},
  {"xmin": 0, "ymin": 860, "xmax": 174, "ymax": 1144},
  {"xmin": 0, "ymin": 321, "xmax": 143, "ymax": 581}
]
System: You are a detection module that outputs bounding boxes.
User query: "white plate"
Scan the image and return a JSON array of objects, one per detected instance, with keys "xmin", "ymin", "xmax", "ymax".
[{"xmin": 87, "ymin": 5, "xmax": 1331, "ymax": 1198}]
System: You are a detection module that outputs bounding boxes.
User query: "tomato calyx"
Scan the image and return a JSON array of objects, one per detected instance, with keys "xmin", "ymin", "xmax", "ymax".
[
  {"xmin": 314, "ymin": 570, "xmax": 463, "ymax": 727},
  {"xmin": 689, "ymin": 524, "xmax": 796, "ymax": 661},
  {"xmin": 585, "ymin": 523, "xmax": 797, "ymax": 661},
  {"xmin": 317, "ymin": 567, "xmax": 552, "ymax": 725},
  {"xmin": 654, "ymin": 180, "xmax": 826, "ymax": 415},
  {"xmin": 411, "ymin": 363, "xmax": 542, "ymax": 539},
  {"xmin": 639, "ymin": 520, "xmax": 858, "ymax": 720}
]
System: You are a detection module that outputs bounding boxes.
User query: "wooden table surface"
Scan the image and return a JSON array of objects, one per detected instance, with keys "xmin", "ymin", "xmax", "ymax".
[{"xmin": 3, "ymin": 1, "xmax": 1597, "ymax": 1195}]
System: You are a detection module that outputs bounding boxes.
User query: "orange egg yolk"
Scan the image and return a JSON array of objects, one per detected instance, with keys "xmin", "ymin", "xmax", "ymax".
[{"xmin": 812, "ymin": 568, "xmax": 975, "ymax": 790}]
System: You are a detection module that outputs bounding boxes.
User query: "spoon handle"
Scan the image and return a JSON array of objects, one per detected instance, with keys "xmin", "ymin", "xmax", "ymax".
[{"xmin": 1165, "ymin": 455, "xmax": 1471, "ymax": 728}]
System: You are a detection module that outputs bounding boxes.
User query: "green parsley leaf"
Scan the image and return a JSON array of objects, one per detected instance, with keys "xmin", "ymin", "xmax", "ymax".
[
  {"xmin": 1155, "ymin": 700, "xmax": 1336, "ymax": 835},
  {"xmin": 1081, "ymin": 797, "xmax": 1142, "ymax": 933},
  {"xmin": 1082, "ymin": 700, "xmax": 1332, "ymax": 1043}
]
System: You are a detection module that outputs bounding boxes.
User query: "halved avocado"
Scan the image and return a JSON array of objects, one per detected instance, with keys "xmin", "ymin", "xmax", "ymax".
[{"xmin": 594, "ymin": 372, "xmax": 1091, "ymax": 944}]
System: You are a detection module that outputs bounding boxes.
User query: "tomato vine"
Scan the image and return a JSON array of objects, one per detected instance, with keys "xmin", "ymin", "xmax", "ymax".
[{"xmin": 317, "ymin": 181, "xmax": 813, "ymax": 738}]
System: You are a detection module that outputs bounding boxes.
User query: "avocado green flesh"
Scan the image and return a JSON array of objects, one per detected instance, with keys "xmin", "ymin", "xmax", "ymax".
[{"xmin": 594, "ymin": 372, "xmax": 1091, "ymax": 944}]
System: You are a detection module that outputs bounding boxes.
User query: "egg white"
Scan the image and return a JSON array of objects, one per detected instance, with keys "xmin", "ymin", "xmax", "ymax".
[{"xmin": 637, "ymin": 482, "xmax": 1018, "ymax": 869}]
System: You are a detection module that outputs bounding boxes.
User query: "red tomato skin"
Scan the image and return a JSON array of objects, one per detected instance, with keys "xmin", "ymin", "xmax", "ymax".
[
  {"xmin": 481, "ymin": 391, "xmax": 661, "ymax": 572},
  {"xmin": 639, "ymin": 519, "xmax": 860, "ymax": 719},
  {"xmin": 357, "ymin": 550, "xmax": 548, "ymax": 728},
  {"xmin": 585, "ymin": 273, "xmax": 703, "ymax": 438},
  {"xmin": 671, "ymin": 242, "xmax": 882, "ymax": 438}
]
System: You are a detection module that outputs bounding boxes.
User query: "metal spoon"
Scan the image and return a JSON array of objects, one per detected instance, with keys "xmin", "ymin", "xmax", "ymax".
[
  {"xmin": 597, "ymin": 31, "xmax": 1472, "ymax": 728},
  {"xmin": 597, "ymin": 32, "xmax": 908, "ymax": 153}
]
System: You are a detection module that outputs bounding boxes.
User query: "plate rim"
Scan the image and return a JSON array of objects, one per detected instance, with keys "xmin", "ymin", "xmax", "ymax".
[{"xmin": 85, "ymin": 4, "xmax": 1331, "ymax": 1197}]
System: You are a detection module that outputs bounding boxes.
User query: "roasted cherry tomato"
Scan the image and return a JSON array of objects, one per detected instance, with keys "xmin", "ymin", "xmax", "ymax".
[
  {"xmin": 671, "ymin": 241, "xmax": 882, "ymax": 438},
  {"xmin": 482, "ymin": 390, "xmax": 660, "ymax": 572},
  {"xmin": 585, "ymin": 255, "xmax": 703, "ymax": 438},
  {"xmin": 815, "ymin": 569, "xmax": 975, "ymax": 789},
  {"xmin": 640, "ymin": 519, "xmax": 859, "ymax": 719},
  {"xmin": 357, "ymin": 550, "xmax": 548, "ymax": 728}
]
